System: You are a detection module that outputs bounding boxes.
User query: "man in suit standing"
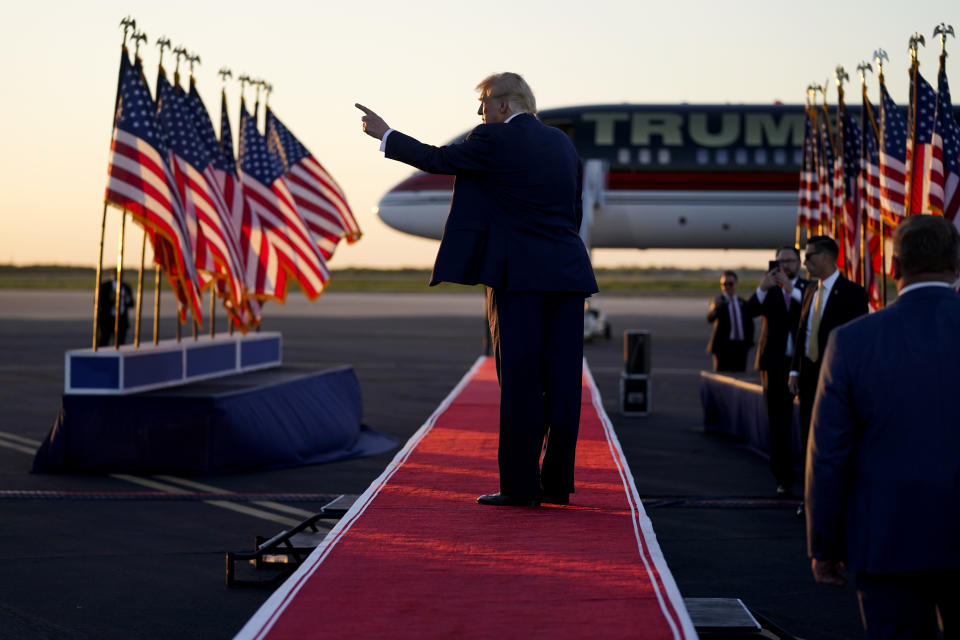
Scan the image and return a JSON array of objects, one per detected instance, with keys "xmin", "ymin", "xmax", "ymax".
[
  {"xmin": 744, "ymin": 246, "xmax": 808, "ymax": 496},
  {"xmin": 97, "ymin": 270, "xmax": 133, "ymax": 347},
  {"xmin": 706, "ymin": 270, "xmax": 754, "ymax": 372},
  {"xmin": 788, "ymin": 235, "xmax": 868, "ymax": 516},
  {"xmin": 357, "ymin": 73, "xmax": 598, "ymax": 507},
  {"xmin": 806, "ymin": 215, "xmax": 960, "ymax": 637}
]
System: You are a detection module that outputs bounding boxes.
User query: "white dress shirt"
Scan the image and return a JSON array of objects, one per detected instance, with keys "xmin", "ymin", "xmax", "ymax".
[
  {"xmin": 755, "ymin": 278, "xmax": 803, "ymax": 357},
  {"xmin": 790, "ymin": 269, "xmax": 839, "ymax": 376}
]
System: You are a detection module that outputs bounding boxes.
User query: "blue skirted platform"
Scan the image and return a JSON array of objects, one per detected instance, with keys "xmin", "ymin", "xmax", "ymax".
[
  {"xmin": 698, "ymin": 371, "xmax": 803, "ymax": 470},
  {"xmin": 34, "ymin": 366, "xmax": 397, "ymax": 475}
]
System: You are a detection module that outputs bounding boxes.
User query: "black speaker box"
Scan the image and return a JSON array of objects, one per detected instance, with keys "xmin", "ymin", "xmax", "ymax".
[
  {"xmin": 623, "ymin": 330, "xmax": 651, "ymax": 374},
  {"xmin": 620, "ymin": 374, "xmax": 650, "ymax": 416}
]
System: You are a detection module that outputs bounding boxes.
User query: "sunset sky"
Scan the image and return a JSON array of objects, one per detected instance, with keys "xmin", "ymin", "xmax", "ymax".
[{"xmin": 0, "ymin": 0, "xmax": 955, "ymax": 271}]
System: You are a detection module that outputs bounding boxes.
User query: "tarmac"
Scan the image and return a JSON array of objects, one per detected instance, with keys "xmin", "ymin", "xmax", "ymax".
[{"xmin": 0, "ymin": 290, "xmax": 863, "ymax": 639}]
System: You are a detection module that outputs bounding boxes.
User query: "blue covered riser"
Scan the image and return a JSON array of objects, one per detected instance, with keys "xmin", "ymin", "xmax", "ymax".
[
  {"xmin": 65, "ymin": 332, "xmax": 282, "ymax": 395},
  {"xmin": 34, "ymin": 366, "xmax": 397, "ymax": 475}
]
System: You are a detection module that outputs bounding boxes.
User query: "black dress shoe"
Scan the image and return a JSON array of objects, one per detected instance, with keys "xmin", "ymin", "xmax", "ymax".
[
  {"xmin": 477, "ymin": 493, "xmax": 539, "ymax": 507},
  {"xmin": 795, "ymin": 502, "xmax": 805, "ymax": 518},
  {"xmin": 539, "ymin": 491, "xmax": 570, "ymax": 505}
]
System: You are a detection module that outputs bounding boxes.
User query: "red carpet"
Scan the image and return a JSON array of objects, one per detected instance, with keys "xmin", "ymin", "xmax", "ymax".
[{"xmin": 236, "ymin": 357, "xmax": 696, "ymax": 639}]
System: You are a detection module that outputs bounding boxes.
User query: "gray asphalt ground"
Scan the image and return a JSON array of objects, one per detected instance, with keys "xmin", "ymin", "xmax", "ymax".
[{"xmin": 0, "ymin": 290, "xmax": 862, "ymax": 639}]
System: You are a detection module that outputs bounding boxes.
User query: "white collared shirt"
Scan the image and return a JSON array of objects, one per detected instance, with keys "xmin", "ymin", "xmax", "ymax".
[
  {"xmin": 802, "ymin": 268, "xmax": 840, "ymax": 359},
  {"xmin": 725, "ymin": 294, "xmax": 744, "ymax": 341}
]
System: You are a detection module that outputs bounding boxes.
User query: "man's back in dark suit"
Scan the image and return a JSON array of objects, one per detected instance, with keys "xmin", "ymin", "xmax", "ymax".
[
  {"xmin": 806, "ymin": 216, "xmax": 960, "ymax": 637},
  {"xmin": 358, "ymin": 73, "xmax": 596, "ymax": 505}
]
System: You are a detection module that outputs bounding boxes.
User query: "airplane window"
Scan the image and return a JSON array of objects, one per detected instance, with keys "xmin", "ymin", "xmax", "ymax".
[
  {"xmin": 618, "ymin": 148, "xmax": 632, "ymax": 164},
  {"xmin": 754, "ymin": 149, "xmax": 768, "ymax": 165},
  {"xmin": 735, "ymin": 149, "xmax": 748, "ymax": 165},
  {"xmin": 793, "ymin": 149, "xmax": 803, "ymax": 164},
  {"xmin": 638, "ymin": 148, "xmax": 652, "ymax": 165},
  {"xmin": 658, "ymin": 149, "xmax": 670, "ymax": 165},
  {"xmin": 716, "ymin": 149, "xmax": 729, "ymax": 165},
  {"xmin": 774, "ymin": 150, "xmax": 786, "ymax": 165},
  {"xmin": 696, "ymin": 149, "xmax": 709, "ymax": 165}
]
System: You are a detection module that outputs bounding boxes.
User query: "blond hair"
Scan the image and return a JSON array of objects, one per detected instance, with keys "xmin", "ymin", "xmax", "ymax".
[{"xmin": 475, "ymin": 72, "xmax": 536, "ymax": 115}]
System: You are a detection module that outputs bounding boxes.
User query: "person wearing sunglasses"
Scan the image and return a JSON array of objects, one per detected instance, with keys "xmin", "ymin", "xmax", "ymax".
[
  {"xmin": 706, "ymin": 270, "xmax": 754, "ymax": 372},
  {"xmin": 788, "ymin": 235, "xmax": 868, "ymax": 516}
]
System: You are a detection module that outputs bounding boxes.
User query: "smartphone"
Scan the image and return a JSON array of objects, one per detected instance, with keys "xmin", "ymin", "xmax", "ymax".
[{"xmin": 768, "ymin": 260, "xmax": 780, "ymax": 272}]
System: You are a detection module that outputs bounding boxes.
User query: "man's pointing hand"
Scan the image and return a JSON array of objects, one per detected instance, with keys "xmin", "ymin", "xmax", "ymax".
[{"xmin": 356, "ymin": 103, "xmax": 389, "ymax": 140}]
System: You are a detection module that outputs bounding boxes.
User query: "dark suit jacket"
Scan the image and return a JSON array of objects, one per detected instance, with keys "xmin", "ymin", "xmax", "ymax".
[
  {"xmin": 807, "ymin": 285, "xmax": 960, "ymax": 573},
  {"xmin": 706, "ymin": 295, "xmax": 754, "ymax": 355},
  {"xmin": 791, "ymin": 274, "xmax": 868, "ymax": 374},
  {"xmin": 385, "ymin": 113, "xmax": 598, "ymax": 294},
  {"xmin": 744, "ymin": 279, "xmax": 809, "ymax": 371}
]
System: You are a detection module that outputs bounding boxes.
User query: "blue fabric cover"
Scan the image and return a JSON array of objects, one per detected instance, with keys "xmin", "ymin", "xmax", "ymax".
[
  {"xmin": 33, "ymin": 366, "xmax": 396, "ymax": 475},
  {"xmin": 699, "ymin": 372, "xmax": 803, "ymax": 470}
]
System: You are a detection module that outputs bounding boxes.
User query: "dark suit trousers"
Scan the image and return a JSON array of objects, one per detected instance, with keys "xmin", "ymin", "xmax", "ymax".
[
  {"xmin": 713, "ymin": 342, "xmax": 748, "ymax": 372},
  {"xmin": 486, "ymin": 288, "xmax": 585, "ymax": 499},
  {"xmin": 761, "ymin": 357, "xmax": 795, "ymax": 487},
  {"xmin": 856, "ymin": 569, "xmax": 960, "ymax": 639},
  {"xmin": 797, "ymin": 356, "xmax": 821, "ymax": 464}
]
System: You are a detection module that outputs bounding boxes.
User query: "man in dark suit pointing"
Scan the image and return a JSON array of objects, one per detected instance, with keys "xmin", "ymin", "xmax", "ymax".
[
  {"xmin": 806, "ymin": 215, "xmax": 960, "ymax": 637},
  {"xmin": 357, "ymin": 73, "xmax": 598, "ymax": 507}
]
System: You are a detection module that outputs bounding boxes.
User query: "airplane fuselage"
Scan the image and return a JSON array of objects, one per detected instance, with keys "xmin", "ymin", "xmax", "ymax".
[{"xmin": 377, "ymin": 104, "xmax": 835, "ymax": 249}]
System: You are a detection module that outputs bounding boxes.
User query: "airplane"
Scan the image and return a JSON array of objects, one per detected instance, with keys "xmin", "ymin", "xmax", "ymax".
[
  {"xmin": 375, "ymin": 103, "xmax": 812, "ymax": 250},
  {"xmin": 375, "ymin": 102, "xmax": 960, "ymax": 251}
]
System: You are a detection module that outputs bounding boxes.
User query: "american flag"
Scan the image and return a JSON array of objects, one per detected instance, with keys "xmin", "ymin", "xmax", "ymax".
[
  {"xmin": 907, "ymin": 70, "xmax": 937, "ymax": 215},
  {"xmin": 860, "ymin": 93, "xmax": 885, "ymax": 310},
  {"xmin": 879, "ymin": 79, "xmax": 908, "ymax": 225},
  {"xmin": 215, "ymin": 92, "xmax": 284, "ymax": 307},
  {"xmin": 238, "ymin": 100, "xmax": 329, "ymax": 299},
  {"xmin": 835, "ymin": 104, "xmax": 862, "ymax": 277},
  {"xmin": 797, "ymin": 110, "xmax": 820, "ymax": 232},
  {"xmin": 925, "ymin": 56, "xmax": 960, "ymax": 222},
  {"xmin": 817, "ymin": 110, "xmax": 835, "ymax": 232},
  {"xmin": 861, "ymin": 95, "xmax": 884, "ymax": 231},
  {"xmin": 104, "ymin": 49, "xmax": 202, "ymax": 323},
  {"xmin": 266, "ymin": 108, "xmax": 361, "ymax": 260},
  {"xmin": 157, "ymin": 72, "xmax": 247, "ymax": 317},
  {"xmin": 183, "ymin": 78, "xmax": 265, "ymax": 329}
]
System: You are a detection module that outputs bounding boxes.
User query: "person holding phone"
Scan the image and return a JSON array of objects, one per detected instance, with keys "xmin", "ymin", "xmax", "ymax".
[
  {"xmin": 706, "ymin": 270, "xmax": 754, "ymax": 372},
  {"xmin": 744, "ymin": 246, "xmax": 809, "ymax": 495}
]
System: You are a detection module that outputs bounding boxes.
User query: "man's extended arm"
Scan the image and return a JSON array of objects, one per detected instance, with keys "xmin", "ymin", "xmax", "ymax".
[{"xmin": 356, "ymin": 103, "xmax": 497, "ymax": 175}]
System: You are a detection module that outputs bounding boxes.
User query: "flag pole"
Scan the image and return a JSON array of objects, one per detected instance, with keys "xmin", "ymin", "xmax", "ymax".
[
  {"xmin": 209, "ymin": 289, "xmax": 216, "ymax": 338},
  {"xmin": 874, "ymin": 47, "xmax": 891, "ymax": 308},
  {"xmin": 880, "ymin": 217, "xmax": 887, "ymax": 306},
  {"xmin": 904, "ymin": 33, "xmax": 925, "ymax": 216},
  {"xmin": 95, "ymin": 19, "xmax": 137, "ymax": 351},
  {"xmin": 133, "ymin": 226, "xmax": 146, "ymax": 347},
  {"xmin": 113, "ymin": 210, "xmax": 127, "ymax": 349},
  {"xmin": 92, "ymin": 202, "xmax": 108, "ymax": 350},
  {"xmin": 153, "ymin": 265, "xmax": 161, "ymax": 345},
  {"xmin": 835, "ymin": 65, "xmax": 850, "ymax": 273},
  {"xmin": 857, "ymin": 62, "xmax": 873, "ymax": 289},
  {"xmin": 808, "ymin": 85, "xmax": 824, "ymax": 236},
  {"xmin": 819, "ymin": 83, "xmax": 837, "ymax": 238}
]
